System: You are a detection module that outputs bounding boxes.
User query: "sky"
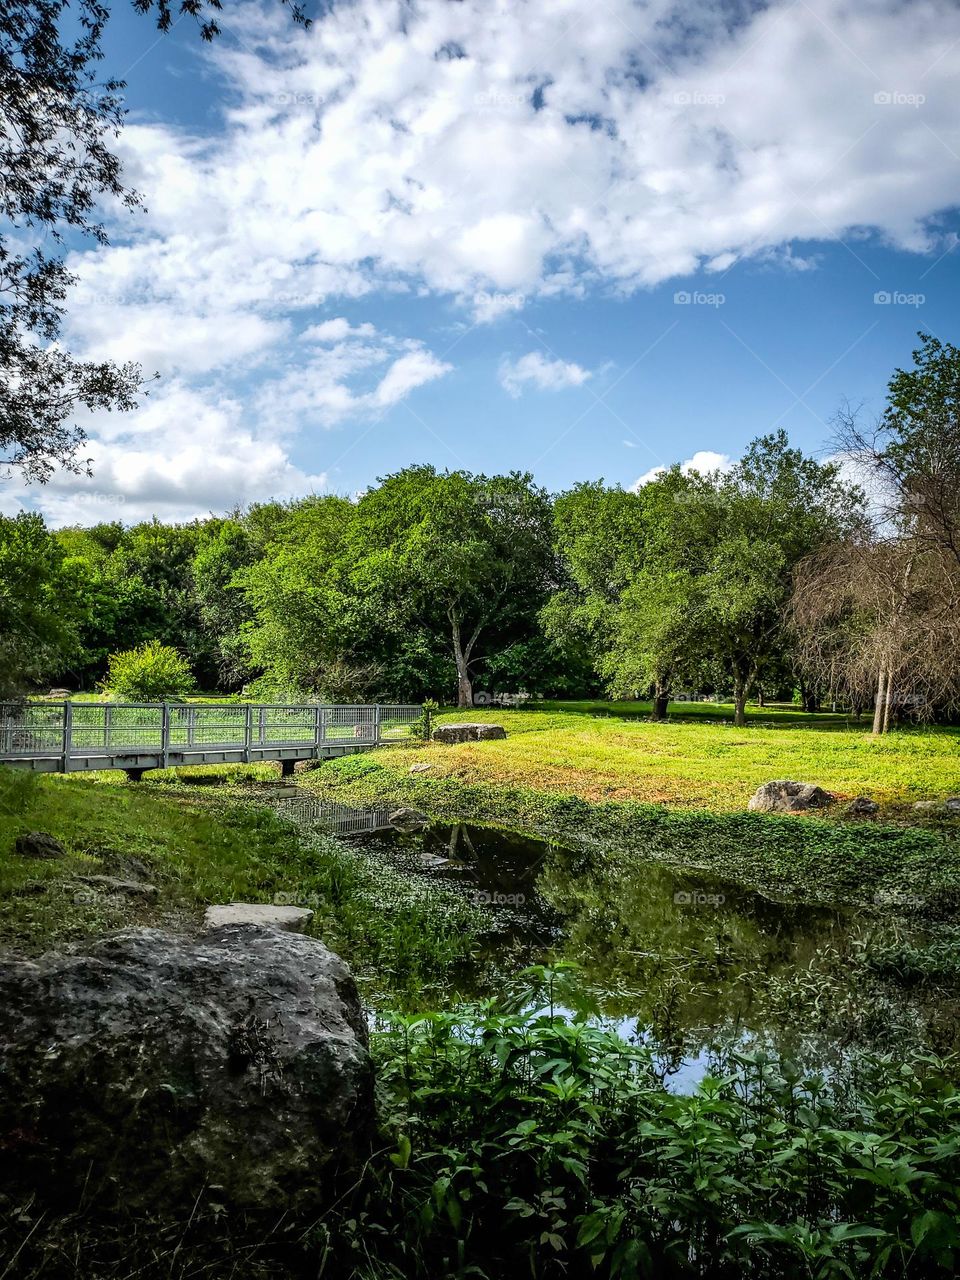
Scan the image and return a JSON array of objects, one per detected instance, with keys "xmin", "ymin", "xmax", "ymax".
[{"xmin": 4, "ymin": 0, "xmax": 960, "ymax": 526}]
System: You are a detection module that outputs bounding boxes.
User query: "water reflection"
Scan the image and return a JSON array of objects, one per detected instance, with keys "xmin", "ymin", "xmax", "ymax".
[{"xmin": 269, "ymin": 792, "xmax": 960, "ymax": 1072}]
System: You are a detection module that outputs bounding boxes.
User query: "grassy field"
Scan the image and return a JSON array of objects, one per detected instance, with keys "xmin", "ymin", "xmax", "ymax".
[
  {"xmin": 395, "ymin": 701, "xmax": 960, "ymax": 810},
  {"xmin": 0, "ymin": 769, "xmax": 485, "ymax": 995}
]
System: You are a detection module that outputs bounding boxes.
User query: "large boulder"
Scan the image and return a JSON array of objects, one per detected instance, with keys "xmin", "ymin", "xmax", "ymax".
[
  {"xmin": 433, "ymin": 722, "xmax": 507, "ymax": 744},
  {"xmin": 0, "ymin": 926, "xmax": 373, "ymax": 1214},
  {"xmin": 747, "ymin": 780, "xmax": 835, "ymax": 813}
]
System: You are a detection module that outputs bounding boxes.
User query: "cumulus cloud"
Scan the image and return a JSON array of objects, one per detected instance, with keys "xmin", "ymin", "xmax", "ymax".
[
  {"xmin": 2, "ymin": 383, "xmax": 329, "ymax": 525},
  {"xmin": 499, "ymin": 351, "xmax": 593, "ymax": 397},
  {"xmin": 633, "ymin": 450, "xmax": 733, "ymax": 489}
]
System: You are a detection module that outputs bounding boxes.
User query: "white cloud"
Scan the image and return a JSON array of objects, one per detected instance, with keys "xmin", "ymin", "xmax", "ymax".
[
  {"xmin": 75, "ymin": 0, "xmax": 960, "ymax": 338},
  {"xmin": 302, "ymin": 318, "xmax": 378, "ymax": 343},
  {"xmin": 258, "ymin": 327, "xmax": 452, "ymax": 429},
  {"xmin": 499, "ymin": 351, "xmax": 592, "ymax": 397},
  {"xmin": 2, "ymin": 383, "xmax": 329, "ymax": 526},
  {"xmin": 633, "ymin": 450, "xmax": 733, "ymax": 489}
]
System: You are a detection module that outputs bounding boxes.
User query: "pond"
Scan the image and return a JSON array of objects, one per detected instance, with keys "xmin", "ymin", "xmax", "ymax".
[{"xmin": 270, "ymin": 792, "xmax": 959, "ymax": 1084}]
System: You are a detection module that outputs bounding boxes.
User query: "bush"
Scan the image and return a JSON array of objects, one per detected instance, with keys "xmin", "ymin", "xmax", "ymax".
[{"xmin": 103, "ymin": 641, "xmax": 194, "ymax": 702}]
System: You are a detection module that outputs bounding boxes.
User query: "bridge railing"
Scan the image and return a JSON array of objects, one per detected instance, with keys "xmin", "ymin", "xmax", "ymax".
[{"xmin": 0, "ymin": 701, "xmax": 424, "ymax": 762}]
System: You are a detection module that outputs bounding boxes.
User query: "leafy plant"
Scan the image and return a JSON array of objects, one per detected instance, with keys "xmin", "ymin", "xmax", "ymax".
[
  {"xmin": 102, "ymin": 640, "xmax": 194, "ymax": 702},
  {"xmin": 336, "ymin": 965, "xmax": 960, "ymax": 1278}
]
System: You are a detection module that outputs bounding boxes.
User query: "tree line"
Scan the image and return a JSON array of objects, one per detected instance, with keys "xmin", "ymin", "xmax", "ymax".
[{"xmin": 3, "ymin": 334, "xmax": 958, "ymax": 732}]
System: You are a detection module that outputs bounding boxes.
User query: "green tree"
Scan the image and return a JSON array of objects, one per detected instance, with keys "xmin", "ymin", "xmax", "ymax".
[
  {"xmin": 0, "ymin": 512, "xmax": 82, "ymax": 696},
  {"xmin": 346, "ymin": 467, "xmax": 555, "ymax": 706}
]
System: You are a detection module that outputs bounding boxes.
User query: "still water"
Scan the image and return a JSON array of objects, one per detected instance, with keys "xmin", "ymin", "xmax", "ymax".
[{"xmin": 270, "ymin": 793, "xmax": 956, "ymax": 1081}]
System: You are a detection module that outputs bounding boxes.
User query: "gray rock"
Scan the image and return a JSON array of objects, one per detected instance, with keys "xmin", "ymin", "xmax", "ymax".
[
  {"xmin": 0, "ymin": 926, "xmax": 372, "ymax": 1213},
  {"xmin": 75, "ymin": 875, "xmax": 158, "ymax": 900},
  {"xmin": 913, "ymin": 798, "xmax": 960, "ymax": 814},
  {"xmin": 389, "ymin": 806, "xmax": 432, "ymax": 831},
  {"xmin": 747, "ymin": 780, "xmax": 835, "ymax": 813},
  {"xmin": 409, "ymin": 762, "xmax": 434, "ymax": 774},
  {"xmin": 14, "ymin": 830, "xmax": 65, "ymax": 860},
  {"xmin": 203, "ymin": 902, "xmax": 313, "ymax": 932},
  {"xmin": 846, "ymin": 796, "xmax": 879, "ymax": 817},
  {"xmin": 433, "ymin": 723, "xmax": 507, "ymax": 744}
]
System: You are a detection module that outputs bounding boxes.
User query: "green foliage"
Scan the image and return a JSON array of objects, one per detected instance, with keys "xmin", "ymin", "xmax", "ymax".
[
  {"xmin": 548, "ymin": 434, "xmax": 865, "ymax": 722},
  {"xmin": 103, "ymin": 640, "xmax": 194, "ymax": 702},
  {"xmin": 0, "ymin": 511, "xmax": 84, "ymax": 696},
  {"xmin": 322, "ymin": 966, "xmax": 960, "ymax": 1278}
]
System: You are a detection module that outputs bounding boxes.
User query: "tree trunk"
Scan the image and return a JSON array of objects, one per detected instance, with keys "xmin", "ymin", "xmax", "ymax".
[
  {"xmin": 733, "ymin": 675, "xmax": 747, "ymax": 727},
  {"xmin": 883, "ymin": 675, "xmax": 894, "ymax": 734},
  {"xmin": 757, "ymin": 687, "xmax": 765, "ymax": 708},
  {"xmin": 651, "ymin": 682, "xmax": 670, "ymax": 720},
  {"xmin": 872, "ymin": 667, "xmax": 888, "ymax": 735},
  {"xmin": 450, "ymin": 612, "xmax": 475, "ymax": 708}
]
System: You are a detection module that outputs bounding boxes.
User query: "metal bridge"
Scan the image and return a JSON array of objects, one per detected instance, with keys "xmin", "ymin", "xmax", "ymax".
[{"xmin": 0, "ymin": 702, "xmax": 423, "ymax": 778}]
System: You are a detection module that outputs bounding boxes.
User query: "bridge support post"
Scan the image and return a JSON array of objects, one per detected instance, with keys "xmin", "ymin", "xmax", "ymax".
[
  {"xmin": 279, "ymin": 759, "xmax": 296, "ymax": 778},
  {"xmin": 61, "ymin": 701, "xmax": 72, "ymax": 774}
]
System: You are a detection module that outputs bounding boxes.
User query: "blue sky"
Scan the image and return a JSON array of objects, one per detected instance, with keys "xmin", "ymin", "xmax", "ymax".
[{"xmin": 5, "ymin": 0, "xmax": 960, "ymax": 523}]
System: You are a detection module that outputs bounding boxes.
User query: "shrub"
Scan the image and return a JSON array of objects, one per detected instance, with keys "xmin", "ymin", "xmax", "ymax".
[
  {"xmin": 328, "ymin": 965, "xmax": 960, "ymax": 1278},
  {"xmin": 103, "ymin": 641, "xmax": 194, "ymax": 702}
]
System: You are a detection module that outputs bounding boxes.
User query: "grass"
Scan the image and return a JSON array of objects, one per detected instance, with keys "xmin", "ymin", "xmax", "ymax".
[
  {"xmin": 0, "ymin": 767, "xmax": 486, "ymax": 999},
  {"xmin": 401, "ymin": 701, "xmax": 960, "ymax": 811}
]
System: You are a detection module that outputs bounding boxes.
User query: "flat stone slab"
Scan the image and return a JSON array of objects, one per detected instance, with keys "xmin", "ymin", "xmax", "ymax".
[
  {"xmin": 204, "ymin": 902, "xmax": 314, "ymax": 932},
  {"xmin": 433, "ymin": 723, "xmax": 507, "ymax": 744}
]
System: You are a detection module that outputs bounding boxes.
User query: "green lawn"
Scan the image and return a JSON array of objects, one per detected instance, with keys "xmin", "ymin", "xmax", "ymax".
[{"xmin": 398, "ymin": 701, "xmax": 960, "ymax": 810}]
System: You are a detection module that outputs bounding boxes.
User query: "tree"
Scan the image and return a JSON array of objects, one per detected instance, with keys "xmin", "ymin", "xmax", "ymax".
[
  {"xmin": 237, "ymin": 496, "xmax": 363, "ymax": 699},
  {"xmin": 0, "ymin": 512, "xmax": 82, "ymax": 696},
  {"xmin": 792, "ymin": 335, "xmax": 960, "ymax": 731},
  {"xmin": 550, "ymin": 434, "xmax": 862, "ymax": 725},
  {"xmin": 345, "ymin": 468, "xmax": 556, "ymax": 707}
]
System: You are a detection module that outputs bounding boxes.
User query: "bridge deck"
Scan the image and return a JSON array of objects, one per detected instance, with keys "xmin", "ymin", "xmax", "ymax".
[{"xmin": 0, "ymin": 702, "xmax": 423, "ymax": 775}]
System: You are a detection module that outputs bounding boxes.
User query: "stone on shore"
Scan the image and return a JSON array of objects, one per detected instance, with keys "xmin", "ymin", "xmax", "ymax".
[
  {"xmin": 204, "ymin": 902, "xmax": 314, "ymax": 931},
  {"xmin": 747, "ymin": 780, "xmax": 835, "ymax": 813},
  {"xmin": 0, "ymin": 926, "xmax": 372, "ymax": 1213},
  {"xmin": 433, "ymin": 723, "xmax": 507, "ymax": 744}
]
